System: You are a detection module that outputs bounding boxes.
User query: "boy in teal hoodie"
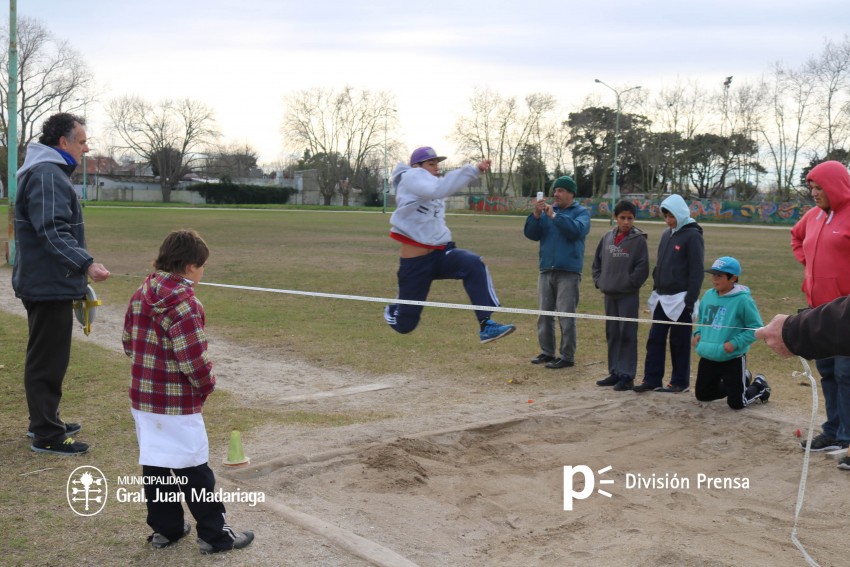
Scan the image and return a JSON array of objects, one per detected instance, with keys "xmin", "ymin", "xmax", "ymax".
[{"xmin": 693, "ymin": 256, "xmax": 771, "ymax": 409}]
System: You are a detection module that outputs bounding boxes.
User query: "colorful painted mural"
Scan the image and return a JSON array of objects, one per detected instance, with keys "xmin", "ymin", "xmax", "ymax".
[{"xmin": 468, "ymin": 195, "xmax": 813, "ymax": 225}]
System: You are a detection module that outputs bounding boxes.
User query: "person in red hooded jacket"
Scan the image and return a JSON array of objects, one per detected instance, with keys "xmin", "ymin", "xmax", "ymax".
[{"xmin": 790, "ymin": 160, "xmax": 850, "ymax": 453}]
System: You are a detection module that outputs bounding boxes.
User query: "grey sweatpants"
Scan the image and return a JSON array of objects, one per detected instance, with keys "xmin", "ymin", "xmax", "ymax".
[
  {"xmin": 536, "ymin": 271, "xmax": 581, "ymax": 361},
  {"xmin": 604, "ymin": 292, "xmax": 640, "ymax": 379}
]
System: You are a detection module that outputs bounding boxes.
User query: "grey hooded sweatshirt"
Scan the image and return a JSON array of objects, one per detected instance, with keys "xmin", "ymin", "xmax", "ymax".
[{"xmin": 389, "ymin": 163, "xmax": 480, "ymax": 246}]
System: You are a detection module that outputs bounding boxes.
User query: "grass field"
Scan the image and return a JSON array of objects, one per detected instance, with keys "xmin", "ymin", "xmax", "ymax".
[
  {"xmin": 70, "ymin": 206, "xmax": 805, "ymax": 379},
  {"xmin": 0, "ymin": 205, "xmax": 808, "ymax": 564}
]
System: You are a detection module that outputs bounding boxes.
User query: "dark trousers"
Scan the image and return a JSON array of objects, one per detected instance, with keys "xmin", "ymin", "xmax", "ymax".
[
  {"xmin": 816, "ymin": 356, "xmax": 850, "ymax": 442},
  {"xmin": 604, "ymin": 293, "xmax": 639, "ymax": 379},
  {"xmin": 23, "ymin": 300, "xmax": 73, "ymax": 442},
  {"xmin": 643, "ymin": 304, "xmax": 692, "ymax": 388},
  {"xmin": 695, "ymin": 356, "xmax": 760, "ymax": 409},
  {"xmin": 143, "ymin": 463, "xmax": 234, "ymax": 549},
  {"xmin": 387, "ymin": 243, "xmax": 499, "ymax": 334}
]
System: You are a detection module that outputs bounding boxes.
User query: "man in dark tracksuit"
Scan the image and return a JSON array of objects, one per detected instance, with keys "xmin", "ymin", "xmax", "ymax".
[{"xmin": 12, "ymin": 113, "xmax": 110, "ymax": 455}]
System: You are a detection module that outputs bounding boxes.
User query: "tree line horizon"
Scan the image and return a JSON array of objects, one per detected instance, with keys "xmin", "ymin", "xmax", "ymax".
[{"xmin": 2, "ymin": 18, "xmax": 848, "ymax": 204}]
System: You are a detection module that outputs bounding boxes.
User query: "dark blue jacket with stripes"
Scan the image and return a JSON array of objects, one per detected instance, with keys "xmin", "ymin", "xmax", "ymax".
[{"xmin": 12, "ymin": 142, "xmax": 93, "ymax": 302}]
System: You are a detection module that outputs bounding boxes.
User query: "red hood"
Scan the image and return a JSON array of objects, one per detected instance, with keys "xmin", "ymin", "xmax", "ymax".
[
  {"xmin": 806, "ymin": 161, "xmax": 850, "ymax": 212},
  {"xmin": 141, "ymin": 271, "xmax": 195, "ymax": 315}
]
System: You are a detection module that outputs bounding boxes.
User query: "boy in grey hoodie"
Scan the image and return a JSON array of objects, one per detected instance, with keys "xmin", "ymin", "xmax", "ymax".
[{"xmin": 592, "ymin": 200, "xmax": 649, "ymax": 390}]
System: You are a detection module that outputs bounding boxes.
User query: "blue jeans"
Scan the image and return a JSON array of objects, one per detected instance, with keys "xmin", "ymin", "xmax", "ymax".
[
  {"xmin": 643, "ymin": 304, "xmax": 692, "ymax": 389},
  {"xmin": 816, "ymin": 356, "xmax": 850, "ymax": 443}
]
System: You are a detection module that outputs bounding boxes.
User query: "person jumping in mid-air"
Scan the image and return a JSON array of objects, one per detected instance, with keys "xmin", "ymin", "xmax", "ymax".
[{"xmin": 384, "ymin": 146, "xmax": 515, "ymax": 344}]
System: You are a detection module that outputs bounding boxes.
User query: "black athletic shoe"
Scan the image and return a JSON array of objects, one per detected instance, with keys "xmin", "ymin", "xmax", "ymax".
[
  {"xmin": 27, "ymin": 422, "xmax": 81, "ymax": 439},
  {"xmin": 545, "ymin": 358, "xmax": 574, "ymax": 369},
  {"xmin": 149, "ymin": 521, "xmax": 191, "ymax": 549},
  {"xmin": 31, "ymin": 436, "xmax": 89, "ymax": 455},
  {"xmin": 838, "ymin": 456, "xmax": 850, "ymax": 471},
  {"xmin": 633, "ymin": 381, "xmax": 659, "ymax": 393},
  {"xmin": 656, "ymin": 383, "xmax": 689, "ymax": 393},
  {"xmin": 802, "ymin": 433, "xmax": 849, "ymax": 452},
  {"xmin": 613, "ymin": 378, "xmax": 634, "ymax": 391},
  {"xmin": 198, "ymin": 530, "xmax": 255, "ymax": 554},
  {"xmin": 596, "ymin": 374, "xmax": 620, "ymax": 387},
  {"xmin": 753, "ymin": 375, "xmax": 770, "ymax": 403},
  {"xmin": 531, "ymin": 353, "xmax": 556, "ymax": 365}
]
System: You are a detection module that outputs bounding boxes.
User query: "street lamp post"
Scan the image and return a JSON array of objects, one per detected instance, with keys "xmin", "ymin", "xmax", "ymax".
[
  {"xmin": 77, "ymin": 98, "xmax": 87, "ymax": 206},
  {"xmin": 382, "ymin": 107, "xmax": 395, "ymax": 214},
  {"xmin": 382, "ymin": 109, "xmax": 388, "ymax": 214},
  {"xmin": 81, "ymin": 144, "xmax": 87, "ymax": 207},
  {"xmin": 594, "ymin": 79, "xmax": 640, "ymax": 219}
]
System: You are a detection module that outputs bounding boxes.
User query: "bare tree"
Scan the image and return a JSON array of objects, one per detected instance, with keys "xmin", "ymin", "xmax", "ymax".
[
  {"xmin": 651, "ymin": 79, "xmax": 710, "ymax": 193},
  {"xmin": 107, "ymin": 97, "xmax": 219, "ymax": 202},
  {"xmin": 653, "ymin": 79, "xmax": 709, "ymax": 140},
  {"xmin": 282, "ymin": 86, "xmax": 397, "ymax": 206},
  {"xmin": 523, "ymin": 93, "xmax": 557, "ymax": 194},
  {"xmin": 758, "ymin": 63, "xmax": 817, "ymax": 198},
  {"xmin": 0, "ymin": 17, "xmax": 94, "ymax": 177},
  {"xmin": 453, "ymin": 88, "xmax": 555, "ymax": 196},
  {"xmin": 541, "ymin": 117, "xmax": 572, "ymax": 181},
  {"xmin": 201, "ymin": 142, "xmax": 260, "ymax": 180},
  {"xmin": 806, "ymin": 36, "xmax": 850, "ymax": 155},
  {"xmin": 725, "ymin": 80, "xmax": 768, "ymax": 187}
]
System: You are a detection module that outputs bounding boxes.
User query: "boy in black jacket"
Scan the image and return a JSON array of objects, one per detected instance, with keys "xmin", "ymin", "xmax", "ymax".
[{"xmin": 634, "ymin": 194, "xmax": 704, "ymax": 393}]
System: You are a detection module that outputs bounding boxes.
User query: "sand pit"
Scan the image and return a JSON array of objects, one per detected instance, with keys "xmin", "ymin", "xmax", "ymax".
[{"xmin": 222, "ymin": 394, "xmax": 847, "ymax": 566}]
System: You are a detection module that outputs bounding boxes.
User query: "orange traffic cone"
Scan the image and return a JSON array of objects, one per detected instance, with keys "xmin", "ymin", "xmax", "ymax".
[{"xmin": 223, "ymin": 430, "xmax": 250, "ymax": 467}]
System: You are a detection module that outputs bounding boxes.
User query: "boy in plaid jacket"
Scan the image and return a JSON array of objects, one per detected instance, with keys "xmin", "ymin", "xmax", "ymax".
[{"xmin": 123, "ymin": 229, "xmax": 254, "ymax": 554}]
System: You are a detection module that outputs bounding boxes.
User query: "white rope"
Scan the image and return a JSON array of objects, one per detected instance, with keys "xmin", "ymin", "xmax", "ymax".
[
  {"xmin": 198, "ymin": 281, "xmax": 758, "ymax": 331},
  {"xmin": 789, "ymin": 358, "xmax": 821, "ymax": 567}
]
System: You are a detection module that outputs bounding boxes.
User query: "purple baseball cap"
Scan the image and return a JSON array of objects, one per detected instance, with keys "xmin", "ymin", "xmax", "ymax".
[{"xmin": 409, "ymin": 146, "xmax": 447, "ymax": 166}]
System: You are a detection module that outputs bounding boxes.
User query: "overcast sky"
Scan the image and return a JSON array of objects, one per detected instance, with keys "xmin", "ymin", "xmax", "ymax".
[{"xmin": 16, "ymin": 0, "xmax": 849, "ymax": 165}]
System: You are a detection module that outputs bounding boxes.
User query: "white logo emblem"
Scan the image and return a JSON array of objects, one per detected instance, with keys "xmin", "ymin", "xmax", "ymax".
[
  {"xmin": 563, "ymin": 465, "xmax": 614, "ymax": 511},
  {"xmin": 67, "ymin": 466, "xmax": 108, "ymax": 516}
]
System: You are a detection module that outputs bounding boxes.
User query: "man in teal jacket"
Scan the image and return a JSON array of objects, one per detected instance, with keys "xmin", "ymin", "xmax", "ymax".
[{"xmin": 523, "ymin": 176, "xmax": 591, "ymax": 368}]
